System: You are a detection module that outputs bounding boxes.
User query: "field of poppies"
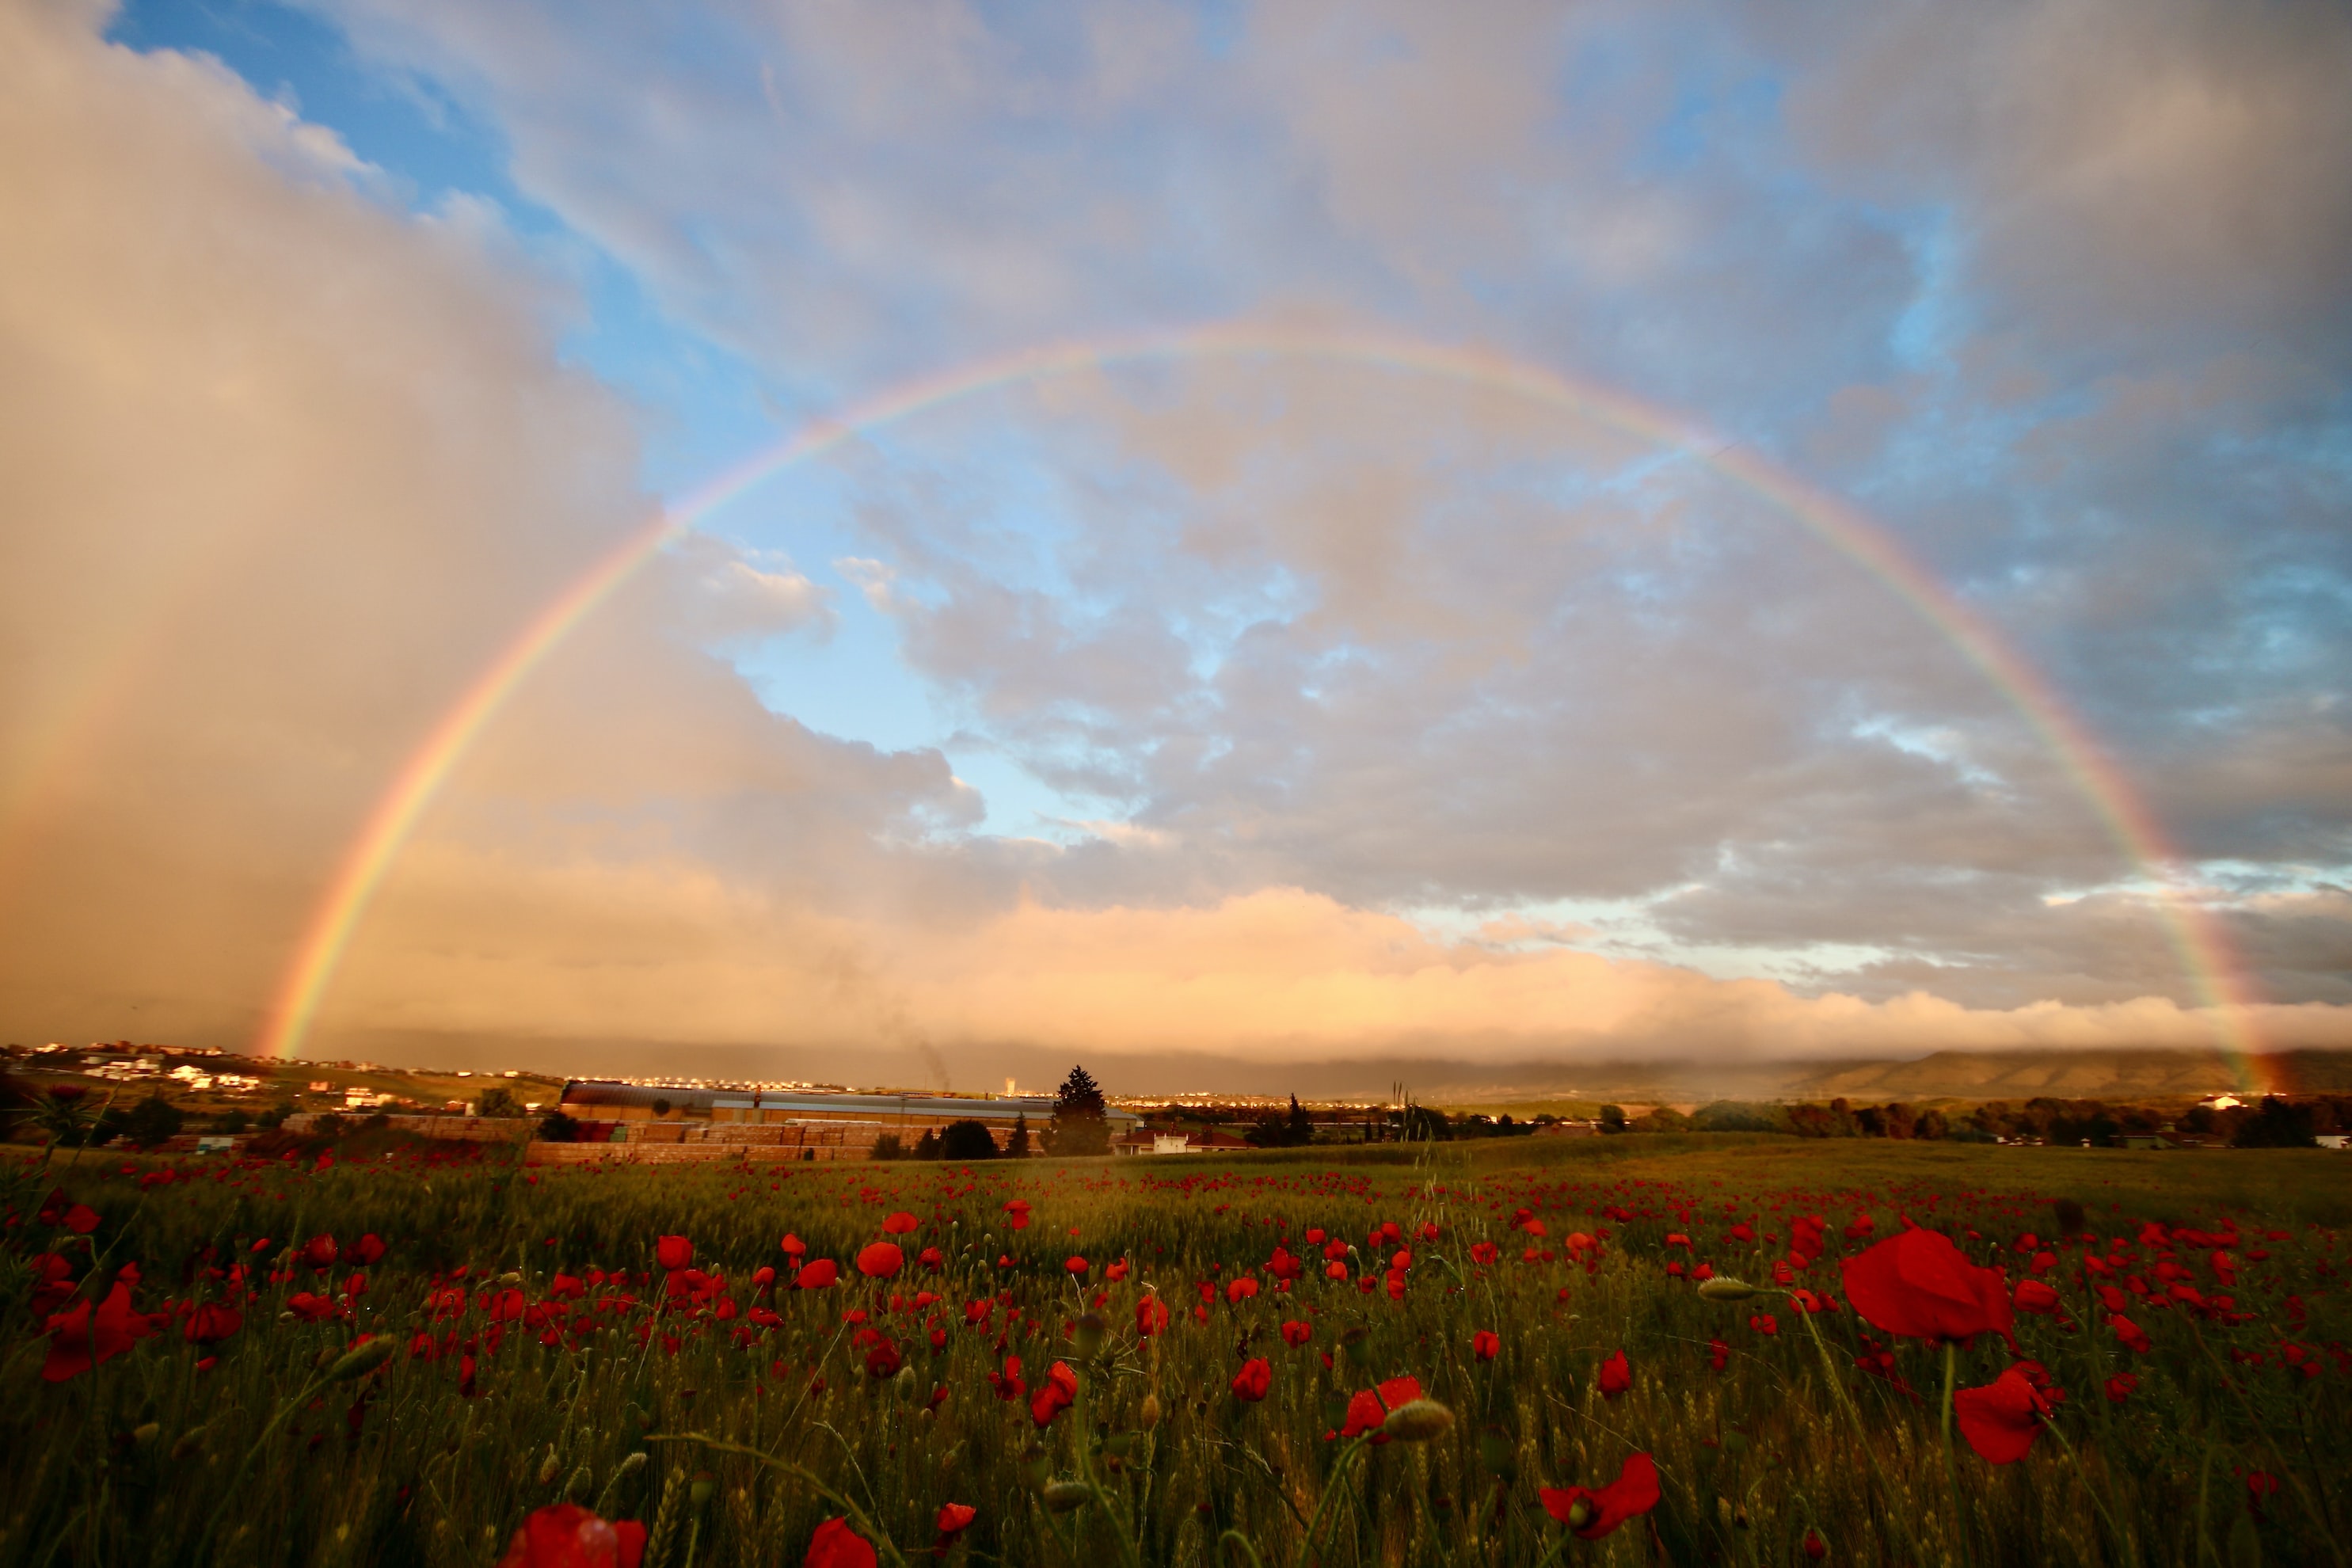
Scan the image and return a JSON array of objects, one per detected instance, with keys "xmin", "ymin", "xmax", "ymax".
[{"xmin": 2, "ymin": 1133, "xmax": 2345, "ymax": 1567}]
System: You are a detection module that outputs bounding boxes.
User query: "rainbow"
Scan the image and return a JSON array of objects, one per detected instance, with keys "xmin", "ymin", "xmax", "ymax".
[{"xmin": 253, "ymin": 321, "xmax": 2269, "ymax": 1087}]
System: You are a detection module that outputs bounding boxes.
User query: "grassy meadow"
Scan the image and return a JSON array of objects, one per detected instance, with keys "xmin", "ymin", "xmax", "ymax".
[{"xmin": 2, "ymin": 1134, "xmax": 2345, "ymax": 1566}]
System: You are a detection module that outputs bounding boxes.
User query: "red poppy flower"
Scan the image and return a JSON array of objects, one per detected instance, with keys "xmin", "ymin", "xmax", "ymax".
[
  {"xmin": 300, "ymin": 1235, "xmax": 339, "ymax": 1269},
  {"xmin": 1003, "ymin": 1200, "xmax": 1032, "ymax": 1231},
  {"xmin": 655, "ymin": 1236, "xmax": 692, "ymax": 1273},
  {"xmin": 2012, "ymin": 1280, "xmax": 2061, "ymax": 1315},
  {"xmin": 496, "ymin": 1504, "xmax": 646, "ymax": 1568},
  {"xmin": 2110, "ymin": 1315, "xmax": 2152, "ymax": 1355},
  {"xmin": 795, "ymin": 1259, "xmax": 839, "ymax": 1290},
  {"xmin": 1105, "ymin": 1259, "xmax": 1129, "ymax": 1282},
  {"xmin": 1281, "ymin": 1320, "xmax": 1313, "ymax": 1348},
  {"xmin": 803, "ymin": 1517, "xmax": 876, "ymax": 1568},
  {"xmin": 351, "ymin": 1235, "xmax": 387, "ymax": 1266},
  {"xmin": 41, "ymin": 1282, "xmax": 157, "ymax": 1381},
  {"xmin": 63, "ymin": 1205, "xmax": 101, "ymax": 1235},
  {"xmin": 1839, "ymin": 1229, "xmax": 2012, "ymax": 1348},
  {"xmin": 934, "ymin": 1502, "xmax": 976, "ymax": 1541},
  {"xmin": 1030, "ymin": 1361, "xmax": 1079, "ymax": 1428},
  {"xmin": 1802, "ymin": 1528, "xmax": 1826, "ymax": 1560},
  {"xmin": 1953, "ymin": 1365, "xmax": 2049, "ymax": 1465},
  {"xmin": 1338, "ymin": 1376, "xmax": 1423, "ymax": 1440},
  {"xmin": 1597, "ymin": 1349, "xmax": 1631, "ymax": 1399},
  {"xmin": 185, "ymin": 1303, "xmax": 243, "ymax": 1345},
  {"xmin": 1226, "ymin": 1277, "xmax": 1258, "ymax": 1303},
  {"xmin": 864, "ymin": 1339, "xmax": 904, "ymax": 1380},
  {"xmin": 1469, "ymin": 1242, "xmax": 1499, "ymax": 1266},
  {"xmin": 855, "ymin": 1243, "xmax": 903, "ymax": 1280},
  {"xmin": 1472, "ymin": 1330, "xmax": 1501, "ymax": 1362},
  {"xmin": 2104, "ymin": 1372, "xmax": 2139, "ymax": 1403},
  {"xmin": 781, "ymin": 1233, "xmax": 806, "ymax": 1258},
  {"xmin": 1230, "ymin": 1358, "xmax": 1272, "ymax": 1402},
  {"xmin": 1135, "ymin": 1295, "xmax": 1169, "ymax": 1337},
  {"xmin": 1708, "ymin": 1338, "xmax": 1730, "ymax": 1372},
  {"xmin": 1539, "ymin": 1452, "xmax": 1660, "ymax": 1539},
  {"xmin": 1065, "ymin": 1256, "xmax": 1088, "ymax": 1276}
]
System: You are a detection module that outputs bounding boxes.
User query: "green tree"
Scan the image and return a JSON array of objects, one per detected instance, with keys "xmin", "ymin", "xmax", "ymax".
[
  {"xmin": 1284, "ymin": 1094, "xmax": 1315, "ymax": 1146},
  {"xmin": 1049, "ymin": 1066, "xmax": 1110, "ymax": 1156},
  {"xmin": 1402, "ymin": 1104, "xmax": 1451, "ymax": 1142},
  {"xmin": 870, "ymin": 1132, "xmax": 905, "ymax": 1161},
  {"xmin": 121, "ymin": 1094, "xmax": 185, "ymax": 1148},
  {"xmin": 911, "ymin": 1128, "xmax": 942, "ymax": 1159},
  {"xmin": 2232, "ymin": 1097, "xmax": 2318, "ymax": 1148},
  {"xmin": 939, "ymin": 1119, "xmax": 999, "ymax": 1161},
  {"xmin": 474, "ymin": 1086, "xmax": 523, "ymax": 1119},
  {"xmin": 1006, "ymin": 1113, "xmax": 1033, "ymax": 1159},
  {"xmin": 1598, "ymin": 1104, "xmax": 1627, "ymax": 1135}
]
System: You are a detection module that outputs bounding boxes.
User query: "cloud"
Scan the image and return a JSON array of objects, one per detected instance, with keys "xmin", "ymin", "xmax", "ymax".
[{"xmin": 3, "ymin": 1, "xmax": 2346, "ymax": 1076}]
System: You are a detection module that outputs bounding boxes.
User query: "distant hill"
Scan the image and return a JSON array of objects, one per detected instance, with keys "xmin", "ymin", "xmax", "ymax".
[{"xmin": 1778, "ymin": 1048, "xmax": 2352, "ymax": 1102}]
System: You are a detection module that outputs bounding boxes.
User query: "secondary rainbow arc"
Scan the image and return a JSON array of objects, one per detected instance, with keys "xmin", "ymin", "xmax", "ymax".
[{"xmin": 253, "ymin": 321, "xmax": 2268, "ymax": 1088}]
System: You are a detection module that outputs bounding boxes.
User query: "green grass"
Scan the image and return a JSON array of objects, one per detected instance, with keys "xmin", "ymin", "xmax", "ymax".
[{"xmin": 1, "ymin": 1138, "xmax": 2342, "ymax": 1567}]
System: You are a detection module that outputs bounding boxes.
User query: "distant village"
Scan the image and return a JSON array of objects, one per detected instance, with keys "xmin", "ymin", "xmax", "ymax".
[{"xmin": 5, "ymin": 1039, "xmax": 2346, "ymax": 1159}]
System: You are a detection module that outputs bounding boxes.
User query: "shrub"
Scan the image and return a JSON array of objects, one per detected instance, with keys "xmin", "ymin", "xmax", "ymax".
[{"xmin": 938, "ymin": 1119, "xmax": 998, "ymax": 1160}]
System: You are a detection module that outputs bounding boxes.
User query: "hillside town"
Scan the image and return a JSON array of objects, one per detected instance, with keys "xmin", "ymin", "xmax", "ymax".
[{"xmin": 5, "ymin": 1040, "xmax": 2346, "ymax": 1161}]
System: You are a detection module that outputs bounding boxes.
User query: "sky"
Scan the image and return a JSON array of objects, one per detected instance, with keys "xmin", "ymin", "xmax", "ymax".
[{"xmin": 2, "ymin": 0, "xmax": 2348, "ymax": 1091}]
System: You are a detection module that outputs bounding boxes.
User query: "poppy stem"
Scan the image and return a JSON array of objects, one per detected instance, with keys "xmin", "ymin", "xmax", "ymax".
[
  {"xmin": 1287, "ymin": 1434, "xmax": 1373, "ymax": 1568},
  {"xmin": 1939, "ymin": 1341, "xmax": 1973, "ymax": 1568}
]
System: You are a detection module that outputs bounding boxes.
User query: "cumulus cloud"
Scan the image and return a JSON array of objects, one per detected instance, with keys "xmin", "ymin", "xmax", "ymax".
[{"xmin": 3, "ymin": 0, "xmax": 2346, "ymax": 1077}]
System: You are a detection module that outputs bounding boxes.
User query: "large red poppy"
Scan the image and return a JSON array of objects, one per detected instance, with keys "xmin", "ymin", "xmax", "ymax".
[
  {"xmin": 1839, "ymin": 1229, "xmax": 2012, "ymax": 1347},
  {"xmin": 1338, "ymin": 1376, "xmax": 1423, "ymax": 1440},
  {"xmin": 1230, "ymin": 1358, "xmax": 1272, "ymax": 1402},
  {"xmin": 42, "ymin": 1282, "xmax": 157, "ymax": 1382},
  {"xmin": 302, "ymin": 1235, "xmax": 339, "ymax": 1269},
  {"xmin": 1029, "ymin": 1361, "xmax": 1080, "ymax": 1428},
  {"xmin": 882, "ymin": 1212, "xmax": 918, "ymax": 1235},
  {"xmin": 1597, "ymin": 1349, "xmax": 1631, "ymax": 1399},
  {"xmin": 655, "ymin": 1236, "xmax": 693, "ymax": 1273},
  {"xmin": 495, "ymin": 1505, "xmax": 646, "ymax": 1568},
  {"xmin": 184, "ymin": 1303, "xmax": 243, "ymax": 1345},
  {"xmin": 1540, "ymin": 1452, "xmax": 1660, "ymax": 1540},
  {"xmin": 855, "ymin": 1243, "xmax": 903, "ymax": 1280},
  {"xmin": 1953, "ymin": 1365, "xmax": 2050, "ymax": 1464},
  {"xmin": 802, "ymin": 1518, "xmax": 876, "ymax": 1568},
  {"xmin": 934, "ymin": 1503, "xmax": 977, "ymax": 1541},
  {"xmin": 795, "ymin": 1259, "xmax": 839, "ymax": 1290},
  {"xmin": 1134, "ymin": 1295, "xmax": 1169, "ymax": 1337}
]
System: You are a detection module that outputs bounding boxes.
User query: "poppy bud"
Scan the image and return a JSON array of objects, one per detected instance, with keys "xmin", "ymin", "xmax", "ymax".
[
  {"xmin": 170, "ymin": 1428, "xmax": 207, "ymax": 1461},
  {"xmin": 1072, "ymin": 1313, "xmax": 1106, "ymax": 1359},
  {"xmin": 893, "ymin": 1365, "xmax": 918, "ymax": 1403},
  {"xmin": 1018, "ymin": 1444, "xmax": 1052, "ymax": 1490},
  {"xmin": 609, "ymin": 1452, "xmax": 648, "ymax": 1488},
  {"xmin": 325, "ymin": 1337, "xmax": 395, "ymax": 1382},
  {"xmin": 132, "ymin": 1421, "xmax": 160, "ymax": 1448},
  {"xmin": 536, "ymin": 1448, "xmax": 561, "ymax": 1486},
  {"xmin": 1041, "ymin": 1481, "xmax": 1092, "ymax": 1513},
  {"xmin": 1381, "ymin": 1399, "xmax": 1455, "ymax": 1443},
  {"xmin": 1138, "ymin": 1392, "xmax": 1163, "ymax": 1429},
  {"xmin": 1566, "ymin": 1498, "xmax": 1593, "ymax": 1531},
  {"xmin": 499, "ymin": 1271, "xmax": 523, "ymax": 1287},
  {"xmin": 1697, "ymin": 1277, "xmax": 1760, "ymax": 1302},
  {"xmin": 689, "ymin": 1473, "xmax": 715, "ymax": 1507},
  {"xmin": 1339, "ymin": 1325, "xmax": 1373, "ymax": 1368}
]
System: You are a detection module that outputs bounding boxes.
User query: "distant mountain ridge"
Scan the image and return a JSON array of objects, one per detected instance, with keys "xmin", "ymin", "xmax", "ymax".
[{"xmin": 1779, "ymin": 1048, "xmax": 2352, "ymax": 1102}]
